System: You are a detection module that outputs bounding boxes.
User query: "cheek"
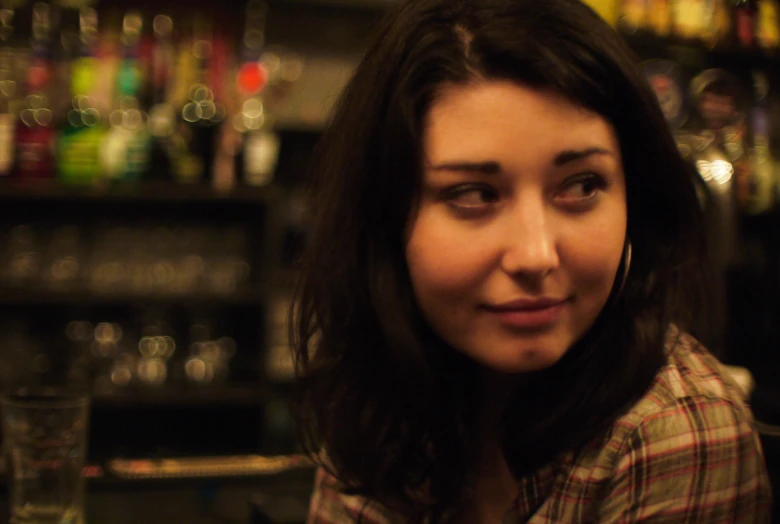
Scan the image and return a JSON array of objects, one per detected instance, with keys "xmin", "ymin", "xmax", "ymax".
[
  {"xmin": 406, "ymin": 243, "xmax": 472, "ymax": 302},
  {"xmin": 563, "ymin": 216, "xmax": 626, "ymax": 296},
  {"xmin": 405, "ymin": 216, "xmax": 492, "ymax": 298}
]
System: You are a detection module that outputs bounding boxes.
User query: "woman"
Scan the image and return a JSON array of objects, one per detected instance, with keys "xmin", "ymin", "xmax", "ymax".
[{"xmin": 291, "ymin": 0, "xmax": 772, "ymax": 522}]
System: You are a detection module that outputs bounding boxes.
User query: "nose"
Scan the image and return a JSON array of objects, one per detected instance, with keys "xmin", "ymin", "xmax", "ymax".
[{"xmin": 500, "ymin": 197, "xmax": 560, "ymax": 279}]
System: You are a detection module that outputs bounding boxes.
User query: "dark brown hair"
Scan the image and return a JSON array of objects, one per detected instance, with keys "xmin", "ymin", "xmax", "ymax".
[{"xmin": 292, "ymin": 0, "xmax": 709, "ymax": 520}]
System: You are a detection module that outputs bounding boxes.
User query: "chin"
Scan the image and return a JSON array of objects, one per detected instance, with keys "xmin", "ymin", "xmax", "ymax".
[{"xmin": 478, "ymin": 344, "xmax": 569, "ymax": 374}]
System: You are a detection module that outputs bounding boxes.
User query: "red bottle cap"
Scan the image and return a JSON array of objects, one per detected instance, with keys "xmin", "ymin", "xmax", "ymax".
[{"xmin": 237, "ymin": 62, "xmax": 268, "ymax": 96}]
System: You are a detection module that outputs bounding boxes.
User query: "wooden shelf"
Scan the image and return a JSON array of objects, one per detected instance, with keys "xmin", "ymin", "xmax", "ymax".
[
  {"xmin": 621, "ymin": 31, "xmax": 780, "ymax": 68},
  {"xmin": 0, "ymin": 180, "xmax": 283, "ymax": 205},
  {"xmin": 273, "ymin": 0, "xmax": 394, "ymax": 9},
  {"xmin": 94, "ymin": 0, "xmax": 395, "ymax": 13},
  {"xmin": 91, "ymin": 383, "xmax": 271, "ymax": 408},
  {"xmin": 0, "ymin": 287, "xmax": 268, "ymax": 307}
]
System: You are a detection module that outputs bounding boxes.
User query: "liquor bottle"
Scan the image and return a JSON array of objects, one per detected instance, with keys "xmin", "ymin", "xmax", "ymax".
[
  {"xmin": 693, "ymin": 131, "xmax": 740, "ymax": 267},
  {"xmin": 642, "ymin": 59, "xmax": 686, "ymax": 130},
  {"xmin": 209, "ymin": 32, "xmax": 238, "ymax": 192},
  {"xmin": 745, "ymin": 71, "xmax": 774, "ymax": 214},
  {"xmin": 0, "ymin": 6, "xmax": 17, "ymax": 178},
  {"xmin": 143, "ymin": 14, "xmax": 176, "ymax": 182},
  {"xmin": 13, "ymin": 1, "xmax": 55, "ymax": 181},
  {"xmin": 709, "ymin": 0, "xmax": 734, "ymax": 46},
  {"xmin": 233, "ymin": 0, "xmax": 280, "ymax": 188},
  {"xmin": 101, "ymin": 11, "xmax": 150, "ymax": 183},
  {"xmin": 116, "ymin": 11, "xmax": 149, "ymax": 181},
  {"xmin": 673, "ymin": 0, "xmax": 714, "ymax": 41},
  {"xmin": 53, "ymin": 5, "xmax": 78, "ymax": 127},
  {"xmin": 733, "ymin": 0, "xmax": 758, "ymax": 47},
  {"xmin": 170, "ymin": 18, "xmax": 224, "ymax": 185},
  {"xmin": 747, "ymin": 115, "xmax": 774, "ymax": 213},
  {"xmin": 618, "ymin": 0, "xmax": 650, "ymax": 33},
  {"xmin": 756, "ymin": 0, "xmax": 780, "ymax": 49},
  {"xmin": 648, "ymin": 0, "xmax": 674, "ymax": 36},
  {"xmin": 57, "ymin": 7, "xmax": 105, "ymax": 185}
]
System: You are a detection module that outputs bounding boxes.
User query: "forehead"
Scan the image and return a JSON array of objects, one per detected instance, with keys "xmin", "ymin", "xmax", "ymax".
[{"xmin": 423, "ymin": 81, "xmax": 621, "ymax": 168}]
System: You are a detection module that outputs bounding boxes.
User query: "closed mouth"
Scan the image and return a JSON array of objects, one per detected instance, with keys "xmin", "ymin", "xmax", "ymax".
[{"xmin": 484, "ymin": 297, "xmax": 569, "ymax": 312}]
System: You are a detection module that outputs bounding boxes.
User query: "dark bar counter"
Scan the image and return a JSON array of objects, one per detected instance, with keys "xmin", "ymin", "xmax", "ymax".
[{"xmin": 0, "ymin": 461, "xmax": 316, "ymax": 524}]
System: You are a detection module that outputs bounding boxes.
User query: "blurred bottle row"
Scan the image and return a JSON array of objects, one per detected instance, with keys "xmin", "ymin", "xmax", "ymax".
[
  {"xmin": 0, "ymin": 309, "xmax": 242, "ymax": 392},
  {"xmin": 619, "ymin": 0, "xmax": 780, "ymax": 49},
  {"xmin": 642, "ymin": 59, "xmax": 780, "ymax": 272},
  {"xmin": 644, "ymin": 61, "xmax": 780, "ymax": 213},
  {"xmin": 0, "ymin": 0, "xmax": 298, "ymax": 189},
  {"xmin": 0, "ymin": 223, "xmax": 252, "ymax": 296}
]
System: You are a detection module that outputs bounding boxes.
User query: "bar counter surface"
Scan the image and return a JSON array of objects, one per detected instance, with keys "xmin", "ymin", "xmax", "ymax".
[{"xmin": 0, "ymin": 467, "xmax": 316, "ymax": 524}]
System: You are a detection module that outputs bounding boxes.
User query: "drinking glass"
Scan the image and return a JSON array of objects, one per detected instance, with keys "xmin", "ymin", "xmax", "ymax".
[{"xmin": 1, "ymin": 388, "xmax": 89, "ymax": 524}]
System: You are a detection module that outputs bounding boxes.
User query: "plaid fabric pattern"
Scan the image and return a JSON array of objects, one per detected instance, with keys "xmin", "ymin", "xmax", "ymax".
[{"xmin": 307, "ymin": 332, "xmax": 773, "ymax": 523}]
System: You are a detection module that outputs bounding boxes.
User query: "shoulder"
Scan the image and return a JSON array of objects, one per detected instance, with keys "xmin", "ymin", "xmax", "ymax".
[
  {"xmin": 610, "ymin": 329, "xmax": 753, "ymax": 438},
  {"xmin": 588, "ymin": 330, "xmax": 772, "ymax": 522},
  {"xmin": 307, "ymin": 466, "xmax": 404, "ymax": 524}
]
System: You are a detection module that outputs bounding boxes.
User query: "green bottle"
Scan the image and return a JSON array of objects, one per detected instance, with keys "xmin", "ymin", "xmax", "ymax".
[
  {"xmin": 57, "ymin": 8, "xmax": 105, "ymax": 185},
  {"xmin": 101, "ymin": 11, "xmax": 149, "ymax": 183}
]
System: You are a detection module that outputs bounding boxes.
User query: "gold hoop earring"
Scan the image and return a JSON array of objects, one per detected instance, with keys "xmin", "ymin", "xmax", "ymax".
[
  {"xmin": 623, "ymin": 240, "xmax": 632, "ymax": 283},
  {"xmin": 616, "ymin": 239, "xmax": 632, "ymax": 296}
]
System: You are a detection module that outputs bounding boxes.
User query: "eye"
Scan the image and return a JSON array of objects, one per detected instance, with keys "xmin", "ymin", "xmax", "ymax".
[
  {"xmin": 441, "ymin": 183, "xmax": 500, "ymax": 213},
  {"xmin": 556, "ymin": 173, "xmax": 607, "ymax": 204}
]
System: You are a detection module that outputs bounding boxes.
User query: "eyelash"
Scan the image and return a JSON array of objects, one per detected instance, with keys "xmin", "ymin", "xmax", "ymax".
[
  {"xmin": 440, "ymin": 184, "xmax": 499, "ymax": 215},
  {"xmin": 557, "ymin": 173, "xmax": 608, "ymax": 202},
  {"xmin": 439, "ymin": 173, "xmax": 608, "ymax": 214}
]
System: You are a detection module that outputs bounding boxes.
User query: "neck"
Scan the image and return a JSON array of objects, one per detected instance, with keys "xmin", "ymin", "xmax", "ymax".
[
  {"xmin": 479, "ymin": 367, "xmax": 522, "ymax": 436},
  {"xmin": 457, "ymin": 374, "xmax": 520, "ymax": 523}
]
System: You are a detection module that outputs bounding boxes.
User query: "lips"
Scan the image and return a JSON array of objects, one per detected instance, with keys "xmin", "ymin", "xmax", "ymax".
[
  {"xmin": 482, "ymin": 297, "xmax": 568, "ymax": 329},
  {"xmin": 486, "ymin": 297, "xmax": 568, "ymax": 311}
]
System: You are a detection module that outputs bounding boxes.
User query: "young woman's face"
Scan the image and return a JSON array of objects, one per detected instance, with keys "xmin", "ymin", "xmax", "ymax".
[{"xmin": 405, "ymin": 81, "xmax": 627, "ymax": 373}]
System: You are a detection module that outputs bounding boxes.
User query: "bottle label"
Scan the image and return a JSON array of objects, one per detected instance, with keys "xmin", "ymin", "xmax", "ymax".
[
  {"xmin": 620, "ymin": 0, "xmax": 649, "ymax": 32},
  {"xmin": 643, "ymin": 60, "xmax": 685, "ymax": 128},
  {"xmin": 746, "ymin": 150, "xmax": 774, "ymax": 215},
  {"xmin": 648, "ymin": 0, "xmax": 672, "ymax": 36},
  {"xmin": 173, "ymin": 152, "xmax": 203, "ymax": 184},
  {"xmin": 71, "ymin": 58, "xmax": 97, "ymax": 98},
  {"xmin": 124, "ymin": 130, "xmax": 151, "ymax": 178},
  {"xmin": 100, "ymin": 127, "xmax": 149, "ymax": 181},
  {"xmin": 15, "ymin": 124, "xmax": 54, "ymax": 178},
  {"xmin": 117, "ymin": 60, "xmax": 141, "ymax": 97},
  {"xmin": 758, "ymin": 0, "xmax": 780, "ymax": 48},
  {"xmin": 674, "ymin": 0, "xmax": 709, "ymax": 39},
  {"xmin": 100, "ymin": 127, "xmax": 128, "ymax": 179},
  {"xmin": 736, "ymin": 8, "xmax": 756, "ymax": 47},
  {"xmin": 0, "ymin": 113, "xmax": 15, "ymax": 176},
  {"xmin": 58, "ymin": 126, "xmax": 104, "ymax": 184},
  {"xmin": 27, "ymin": 57, "xmax": 51, "ymax": 92},
  {"xmin": 244, "ymin": 131, "xmax": 280, "ymax": 186}
]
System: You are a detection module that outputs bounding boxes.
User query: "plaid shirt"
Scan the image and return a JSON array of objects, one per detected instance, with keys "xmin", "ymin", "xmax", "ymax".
[{"xmin": 307, "ymin": 331, "xmax": 772, "ymax": 523}]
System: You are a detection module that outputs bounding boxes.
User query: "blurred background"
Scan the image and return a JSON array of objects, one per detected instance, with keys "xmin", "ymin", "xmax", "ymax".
[
  {"xmin": 598, "ymin": 1, "xmax": 780, "ymax": 514},
  {"xmin": 0, "ymin": 0, "xmax": 779, "ymax": 521},
  {"xmin": 0, "ymin": 0, "xmax": 386, "ymax": 521}
]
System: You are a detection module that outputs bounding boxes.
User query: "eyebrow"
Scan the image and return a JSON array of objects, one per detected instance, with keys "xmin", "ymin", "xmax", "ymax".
[
  {"xmin": 428, "ymin": 147, "xmax": 613, "ymax": 173},
  {"xmin": 553, "ymin": 147, "xmax": 613, "ymax": 166},
  {"xmin": 428, "ymin": 161, "xmax": 500, "ymax": 174}
]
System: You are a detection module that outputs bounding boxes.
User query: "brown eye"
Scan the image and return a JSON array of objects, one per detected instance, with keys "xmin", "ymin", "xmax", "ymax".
[
  {"xmin": 556, "ymin": 174, "xmax": 607, "ymax": 203},
  {"xmin": 442, "ymin": 184, "xmax": 500, "ymax": 211}
]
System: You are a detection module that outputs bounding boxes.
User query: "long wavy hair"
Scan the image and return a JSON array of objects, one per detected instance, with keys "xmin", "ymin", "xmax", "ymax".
[{"xmin": 291, "ymin": 0, "xmax": 709, "ymax": 520}]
